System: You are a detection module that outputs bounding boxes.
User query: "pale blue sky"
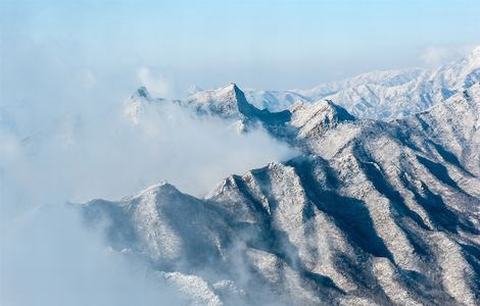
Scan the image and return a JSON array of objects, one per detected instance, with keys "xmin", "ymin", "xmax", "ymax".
[{"xmin": 1, "ymin": 0, "xmax": 480, "ymax": 96}]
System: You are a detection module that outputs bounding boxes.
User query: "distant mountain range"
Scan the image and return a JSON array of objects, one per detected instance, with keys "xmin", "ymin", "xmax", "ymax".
[
  {"xmin": 243, "ymin": 46, "xmax": 480, "ymax": 120},
  {"xmin": 87, "ymin": 49, "xmax": 480, "ymax": 305}
]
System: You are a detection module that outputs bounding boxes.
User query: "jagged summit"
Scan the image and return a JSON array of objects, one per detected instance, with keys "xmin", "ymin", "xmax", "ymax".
[
  {"xmin": 124, "ymin": 83, "xmax": 293, "ymax": 133},
  {"xmin": 232, "ymin": 83, "xmax": 292, "ymax": 125},
  {"xmin": 124, "ymin": 86, "xmax": 166, "ymax": 125},
  {"xmin": 183, "ymin": 83, "xmax": 242, "ymax": 119},
  {"xmin": 183, "ymin": 83, "xmax": 292, "ymax": 126},
  {"xmin": 134, "ymin": 86, "xmax": 151, "ymax": 100}
]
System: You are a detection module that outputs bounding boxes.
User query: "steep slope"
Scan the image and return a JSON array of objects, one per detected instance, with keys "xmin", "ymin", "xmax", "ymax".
[
  {"xmin": 81, "ymin": 83, "xmax": 480, "ymax": 305},
  {"xmin": 398, "ymin": 85, "xmax": 480, "ymax": 176}
]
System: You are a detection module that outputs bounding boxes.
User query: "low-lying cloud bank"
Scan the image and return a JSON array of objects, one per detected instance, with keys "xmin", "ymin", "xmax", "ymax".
[
  {"xmin": 0, "ymin": 47, "xmax": 295, "ymax": 305},
  {"xmin": 1, "ymin": 79, "xmax": 295, "ymax": 203},
  {"xmin": 0, "ymin": 203, "xmax": 186, "ymax": 306}
]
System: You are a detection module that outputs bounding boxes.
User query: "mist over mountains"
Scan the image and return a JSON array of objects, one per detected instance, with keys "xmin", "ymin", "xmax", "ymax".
[
  {"xmin": 1, "ymin": 47, "xmax": 480, "ymax": 305},
  {"xmin": 83, "ymin": 49, "xmax": 480, "ymax": 305}
]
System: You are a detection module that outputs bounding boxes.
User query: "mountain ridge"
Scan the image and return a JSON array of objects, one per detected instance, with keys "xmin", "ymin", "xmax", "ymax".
[
  {"xmin": 230, "ymin": 46, "xmax": 480, "ymax": 120},
  {"xmin": 83, "ymin": 81, "xmax": 480, "ymax": 304}
]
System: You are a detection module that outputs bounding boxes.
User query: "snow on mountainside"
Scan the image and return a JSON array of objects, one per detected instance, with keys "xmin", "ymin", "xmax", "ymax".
[
  {"xmin": 83, "ymin": 82, "xmax": 480, "ymax": 305},
  {"xmin": 243, "ymin": 89, "xmax": 312, "ymax": 112},
  {"xmin": 123, "ymin": 86, "xmax": 168, "ymax": 125},
  {"xmin": 125, "ymin": 46, "xmax": 480, "ymax": 127},
  {"xmin": 125, "ymin": 83, "xmax": 294, "ymax": 136},
  {"xmin": 295, "ymin": 46, "xmax": 480, "ymax": 120},
  {"xmin": 290, "ymin": 99, "xmax": 356, "ymax": 139}
]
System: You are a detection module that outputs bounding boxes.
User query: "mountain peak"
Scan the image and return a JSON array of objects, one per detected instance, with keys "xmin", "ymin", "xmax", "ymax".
[
  {"xmin": 291, "ymin": 99, "xmax": 356, "ymax": 136},
  {"xmin": 182, "ymin": 83, "xmax": 243, "ymax": 119},
  {"xmin": 323, "ymin": 99, "xmax": 356, "ymax": 120},
  {"xmin": 124, "ymin": 86, "xmax": 165, "ymax": 125},
  {"xmin": 216, "ymin": 82, "xmax": 241, "ymax": 98},
  {"xmin": 293, "ymin": 99, "xmax": 355, "ymax": 122},
  {"xmin": 181, "ymin": 83, "xmax": 292, "ymax": 128},
  {"xmin": 131, "ymin": 181, "xmax": 180, "ymax": 199},
  {"xmin": 134, "ymin": 86, "xmax": 151, "ymax": 99}
]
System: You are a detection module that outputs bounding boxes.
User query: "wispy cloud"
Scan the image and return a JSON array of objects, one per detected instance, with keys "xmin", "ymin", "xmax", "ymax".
[
  {"xmin": 137, "ymin": 67, "xmax": 172, "ymax": 97},
  {"xmin": 0, "ymin": 33, "xmax": 296, "ymax": 305},
  {"xmin": 420, "ymin": 44, "xmax": 474, "ymax": 67}
]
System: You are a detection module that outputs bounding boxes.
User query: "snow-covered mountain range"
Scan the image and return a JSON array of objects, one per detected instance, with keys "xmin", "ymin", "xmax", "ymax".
[
  {"xmin": 85, "ymin": 54, "xmax": 480, "ymax": 305},
  {"xmin": 125, "ymin": 46, "xmax": 480, "ymax": 125},
  {"xmin": 243, "ymin": 46, "xmax": 480, "ymax": 120}
]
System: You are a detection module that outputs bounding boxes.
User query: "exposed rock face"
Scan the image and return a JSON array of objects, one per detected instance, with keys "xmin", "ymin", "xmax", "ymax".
[{"xmin": 83, "ymin": 83, "xmax": 480, "ymax": 305}]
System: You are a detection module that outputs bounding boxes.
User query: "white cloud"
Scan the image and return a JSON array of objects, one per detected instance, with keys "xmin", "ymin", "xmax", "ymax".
[
  {"xmin": 137, "ymin": 67, "xmax": 172, "ymax": 97},
  {"xmin": 420, "ymin": 44, "xmax": 474, "ymax": 67},
  {"xmin": 0, "ymin": 203, "xmax": 184, "ymax": 306},
  {"xmin": 0, "ymin": 35, "xmax": 296, "ymax": 305}
]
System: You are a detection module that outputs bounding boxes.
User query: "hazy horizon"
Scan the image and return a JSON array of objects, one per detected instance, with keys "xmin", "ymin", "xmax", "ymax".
[{"xmin": 1, "ymin": 0, "xmax": 479, "ymax": 99}]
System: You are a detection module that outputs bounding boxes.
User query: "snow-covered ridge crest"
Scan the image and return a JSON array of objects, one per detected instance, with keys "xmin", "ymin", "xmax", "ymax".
[
  {"xmin": 124, "ymin": 82, "xmax": 294, "ymax": 139},
  {"xmin": 182, "ymin": 82, "xmax": 292, "ymax": 125},
  {"xmin": 130, "ymin": 45, "xmax": 480, "ymax": 122}
]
